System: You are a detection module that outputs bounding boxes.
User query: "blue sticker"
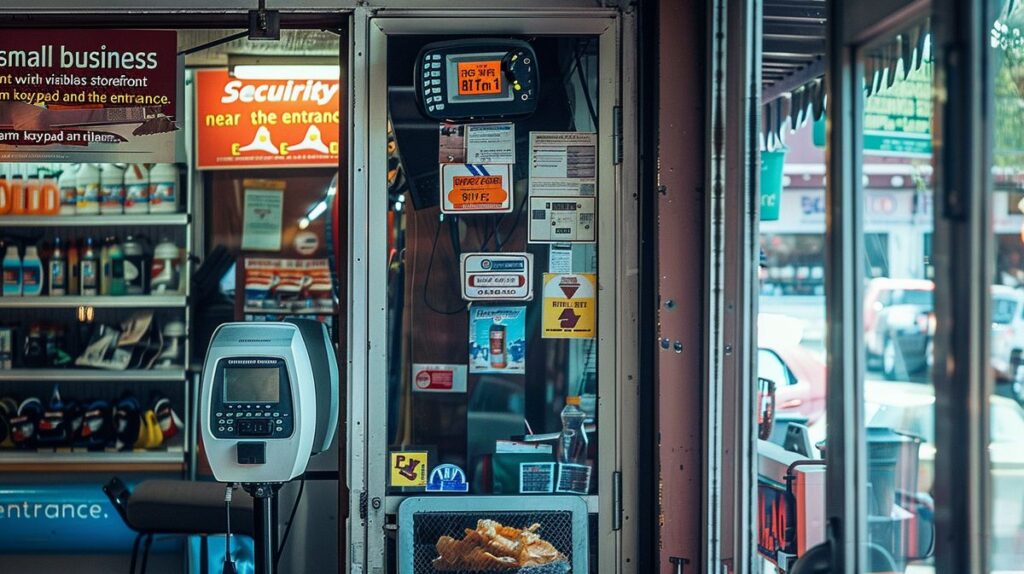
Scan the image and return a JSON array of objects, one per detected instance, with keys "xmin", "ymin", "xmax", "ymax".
[{"xmin": 426, "ymin": 464, "xmax": 469, "ymax": 493}]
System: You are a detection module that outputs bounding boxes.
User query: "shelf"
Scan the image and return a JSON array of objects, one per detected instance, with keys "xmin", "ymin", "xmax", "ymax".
[
  {"xmin": 0, "ymin": 213, "xmax": 188, "ymax": 227},
  {"xmin": 0, "ymin": 369, "xmax": 187, "ymax": 382},
  {"xmin": 244, "ymin": 307, "xmax": 336, "ymax": 315},
  {"xmin": 0, "ymin": 295, "xmax": 187, "ymax": 309},
  {"xmin": 0, "ymin": 450, "xmax": 184, "ymax": 472}
]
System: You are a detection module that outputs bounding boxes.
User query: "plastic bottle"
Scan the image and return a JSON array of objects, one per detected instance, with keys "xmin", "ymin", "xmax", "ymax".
[
  {"xmin": 123, "ymin": 165, "xmax": 150, "ymax": 214},
  {"xmin": 148, "ymin": 164, "xmax": 179, "ymax": 213},
  {"xmin": 0, "ymin": 176, "xmax": 10, "ymax": 215},
  {"xmin": 122, "ymin": 235, "xmax": 148, "ymax": 294},
  {"xmin": 57, "ymin": 166, "xmax": 78, "ymax": 215},
  {"xmin": 99, "ymin": 236, "xmax": 111, "ymax": 295},
  {"xmin": 75, "ymin": 164, "xmax": 101, "ymax": 215},
  {"xmin": 21, "ymin": 246, "xmax": 43, "ymax": 296},
  {"xmin": 48, "ymin": 237, "xmax": 66, "ymax": 296},
  {"xmin": 108, "ymin": 239, "xmax": 125, "ymax": 296},
  {"xmin": 40, "ymin": 175, "xmax": 60, "ymax": 215},
  {"xmin": 2, "ymin": 246, "xmax": 21, "ymax": 296},
  {"xmin": 150, "ymin": 238, "xmax": 181, "ymax": 293},
  {"xmin": 99, "ymin": 164, "xmax": 125, "ymax": 215},
  {"xmin": 80, "ymin": 238, "xmax": 98, "ymax": 296},
  {"xmin": 67, "ymin": 239, "xmax": 79, "ymax": 295},
  {"xmin": 10, "ymin": 175, "xmax": 26, "ymax": 215},
  {"xmin": 557, "ymin": 396, "xmax": 589, "ymax": 466},
  {"xmin": 24, "ymin": 177, "xmax": 42, "ymax": 215}
]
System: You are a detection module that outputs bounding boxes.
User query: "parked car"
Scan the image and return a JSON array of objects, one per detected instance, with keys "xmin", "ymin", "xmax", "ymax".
[
  {"xmin": 864, "ymin": 278, "xmax": 934, "ymax": 367},
  {"xmin": 758, "ymin": 343, "xmax": 826, "ymax": 424},
  {"xmin": 991, "ymin": 285, "xmax": 1024, "ymax": 403}
]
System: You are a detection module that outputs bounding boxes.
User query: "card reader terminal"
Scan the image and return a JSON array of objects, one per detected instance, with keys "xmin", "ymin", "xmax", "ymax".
[{"xmin": 208, "ymin": 357, "xmax": 294, "ymax": 440}]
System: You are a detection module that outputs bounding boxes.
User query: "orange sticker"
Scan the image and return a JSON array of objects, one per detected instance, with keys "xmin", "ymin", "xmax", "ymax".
[
  {"xmin": 441, "ymin": 164, "xmax": 513, "ymax": 213},
  {"xmin": 457, "ymin": 61, "xmax": 503, "ymax": 95}
]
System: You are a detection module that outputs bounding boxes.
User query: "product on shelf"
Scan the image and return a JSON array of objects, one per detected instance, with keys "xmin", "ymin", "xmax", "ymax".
[
  {"xmin": 432, "ymin": 520, "xmax": 566, "ymax": 571},
  {"xmin": 36, "ymin": 386, "xmax": 71, "ymax": 446},
  {"xmin": 80, "ymin": 399, "xmax": 113, "ymax": 450},
  {"xmin": 148, "ymin": 163, "xmax": 179, "ymax": 213},
  {"xmin": 26, "ymin": 175, "xmax": 59, "ymax": 215},
  {"xmin": 108, "ymin": 238, "xmax": 126, "ymax": 296},
  {"xmin": 2, "ymin": 245, "xmax": 21, "ymax": 296},
  {"xmin": 100, "ymin": 163, "xmax": 126, "ymax": 215},
  {"xmin": 67, "ymin": 239, "xmax": 80, "ymax": 295},
  {"xmin": 0, "ymin": 327, "xmax": 12, "ymax": 369},
  {"xmin": 75, "ymin": 163, "xmax": 101, "ymax": 215},
  {"xmin": 58, "ymin": 166, "xmax": 78, "ymax": 215},
  {"xmin": 151, "ymin": 237, "xmax": 181, "ymax": 293},
  {"xmin": 155, "ymin": 320, "xmax": 185, "ymax": 368},
  {"xmin": 124, "ymin": 164, "xmax": 150, "ymax": 214},
  {"xmin": 10, "ymin": 175, "xmax": 25, "ymax": 215},
  {"xmin": 0, "ymin": 176, "xmax": 10, "ymax": 215},
  {"xmin": 9, "ymin": 397, "xmax": 42, "ymax": 449},
  {"xmin": 153, "ymin": 396, "xmax": 182, "ymax": 439},
  {"xmin": 21, "ymin": 246, "xmax": 43, "ymax": 296},
  {"xmin": 48, "ymin": 237, "xmax": 67, "ymax": 296},
  {"xmin": 80, "ymin": 237, "xmax": 99, "ymax": 296},
  {"xmin": 123, "ymin": 235, "xmax": 149, "ymax": 294},
  {"xmin": 0, "ymin": 397, "xmax": 17, "ymax": 447}
]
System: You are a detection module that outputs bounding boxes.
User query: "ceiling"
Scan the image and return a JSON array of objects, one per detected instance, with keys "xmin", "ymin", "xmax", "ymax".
[{"xmin": 179, "ymin": 29, "xmax": 341, "ymax": 67}]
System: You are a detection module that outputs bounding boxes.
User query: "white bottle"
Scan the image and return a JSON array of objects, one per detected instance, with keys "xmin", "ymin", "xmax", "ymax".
[
  {"xmin": 99, "ymin": 163, "xmax": 125, "ymax": 215},
  {"xmin": 21, "ymin": 246, "xmax": 43, "ymax": 297},
  {"xmin": 150, "ymin": 238, "xmax": 181, "ymax": 293},
  {"xmin": 148, "ymin": 164, "xmax": 179, "ymax": 214},
  {"xmin": 57, "ymin": 165, "xmax": 78, "ymax": 216},
  {"xmin": 75, "ymin": 163, "xmax": 101, "ymax": 215},
  {"xmin": 123, "ymin": 164, "xmax": 150, "ymax": 214}
]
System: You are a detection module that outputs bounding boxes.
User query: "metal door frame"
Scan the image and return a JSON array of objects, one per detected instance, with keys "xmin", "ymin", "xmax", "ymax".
[{"xmin": 348, "ymin": 9, "xmax": 638, "ymax": 573}]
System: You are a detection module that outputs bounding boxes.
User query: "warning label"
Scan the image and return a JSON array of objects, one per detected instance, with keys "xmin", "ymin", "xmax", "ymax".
[
  {"xmin": 441, "ymin": 163, "xmax": 512, "ymax": 213},
  {"xmin": 542, "ymin": 273, "xmax": 596, "ymax": 339}
]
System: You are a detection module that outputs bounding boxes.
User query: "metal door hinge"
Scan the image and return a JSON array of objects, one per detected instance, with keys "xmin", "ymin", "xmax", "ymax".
[
  {"xmin": 359, "ymin": 490, "xmax": 368, "ymax": 520},
  {"xmin": 612, "ymin": 470, "xmax": 623, "ymax": 531},
  {"xmin": 613, "ymin": 106, "xmax": 623, "ymax": 165}
]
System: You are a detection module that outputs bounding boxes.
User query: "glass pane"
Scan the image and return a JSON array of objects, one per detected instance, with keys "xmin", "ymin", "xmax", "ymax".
[
  {"xmin": 990, "ymin": 4, "xmax": 1024, "ymax": 571},
  {"xmin": 383, "ymin": 36, "xmax": 601, "ymax": 499},
  {"xmin": 858, "ymin": 26, "xmax": 937, "ymax": 573}
]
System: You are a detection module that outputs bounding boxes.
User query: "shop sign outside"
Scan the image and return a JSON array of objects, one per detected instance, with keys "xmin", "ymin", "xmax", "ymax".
[{"xmin": 0, "ymin": 29, "xmax": 180, "ymax": 162}]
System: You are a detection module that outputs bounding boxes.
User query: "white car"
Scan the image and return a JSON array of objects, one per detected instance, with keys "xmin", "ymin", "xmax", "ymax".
[{"xmin": 991, "ymin": 285, "xmax": 1024, "ymax": 403}]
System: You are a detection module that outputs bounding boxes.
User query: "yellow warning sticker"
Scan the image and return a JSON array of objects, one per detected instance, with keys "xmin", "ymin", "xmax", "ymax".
[
  {"xmin": 390, "ymin": 451, "xmax": 429, "ymax": 487},
  {"xmin": 542, "ymin": 273, "xmax": 596, "ymax": 339}
]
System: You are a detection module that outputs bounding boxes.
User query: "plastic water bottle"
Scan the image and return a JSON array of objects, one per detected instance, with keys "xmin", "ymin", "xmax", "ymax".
[{"xmin": 557, "ymin": 396, "xmax": 589, "ymax": 465}]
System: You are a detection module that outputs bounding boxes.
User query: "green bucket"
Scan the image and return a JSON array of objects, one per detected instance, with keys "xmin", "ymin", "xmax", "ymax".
[{"xmin": 760, "ymin": 148, "xmax": 787, "ymax": 221}]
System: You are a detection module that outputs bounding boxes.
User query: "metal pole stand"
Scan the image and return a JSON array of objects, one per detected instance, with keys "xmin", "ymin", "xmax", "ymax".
[{"xmin": 243, "ymin": 483, "xmax": 282, "ymax": 574}]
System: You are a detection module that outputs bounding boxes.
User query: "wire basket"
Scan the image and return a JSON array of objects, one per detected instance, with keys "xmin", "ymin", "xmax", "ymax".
[{"xmin": 399, "ymin": 497, "xmax": 589, "ymax": 574}]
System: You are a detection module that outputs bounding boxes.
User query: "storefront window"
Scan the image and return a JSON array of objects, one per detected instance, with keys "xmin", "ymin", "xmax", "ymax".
[{"xmin": 989, "ymin": 3, "xmax": 1024, "ymax": 571}]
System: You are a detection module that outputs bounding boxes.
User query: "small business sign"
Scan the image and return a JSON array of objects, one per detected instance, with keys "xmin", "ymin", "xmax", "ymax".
[
  {"xmin": 425, "ymin": 464, "xmax": 469, "ymax": 493},
  {"xmin": 0, "ymin": 29, "xmax": 180, "ymax": 162},
  {"xmin": 390, "ymin": 451, "xmax": 429, "ymax": 488},
  {"xmin": 440, "ymin": 163, "xmax": 512, "ymax": 213},
  {"xmin": 460, "ymin": 252, "xmax": 533, "ymax": 301},
  {"xmin": 412, "ymin": 363, "xmax": 467, "ymax": 393},
  {"xmin": 542, "ymin": 273, "xmax": 597, "ymax": 339},
  {"xmin": 195, "ymin": 69, "xmax": 341, "ymax": 169}
]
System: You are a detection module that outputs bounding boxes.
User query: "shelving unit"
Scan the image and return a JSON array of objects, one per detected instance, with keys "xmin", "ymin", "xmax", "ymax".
[
  {"xmin": 0, "ymin": 450, "xmax": 185, "ymax": 473},
  {"xmin": 0, "ymin": 214, "xmax": 189, "ymax": 227},
  {"xmin": 0, "ymin": 295, "xmax": 187, "ymax": 309},
  {"xmin": 0, "ymin": 369, "xmax": 187, "ymax": 382}
]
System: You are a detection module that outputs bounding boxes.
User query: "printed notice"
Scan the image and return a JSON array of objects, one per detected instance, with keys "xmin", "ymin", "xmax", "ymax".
[
  {"xmin": 542, "ymin": 273, "xmax": 597, "ymax": 339},
  {"xmin": 241, "ymin": 182, "xmax": 284, "ymax": 251},
  {"xmin": 441, "ymin": 163, "xmax": 512, "ymax": 214},
  {"xmin": 529, "ymin": 132, "xmax": 597, "ymax": 196},
  {"xmin": 520, "ymin": 462, "xmax": 556, "ymax": 494},
  {"xmin": 412, "ymin": 363, "xmax": 467, "ymax": 393},
  {"xmin": 549, "ymin": 244, "xmax": 574, "ymax": 274},
  {"xmin": 461, "ymin": 252, "xmax": 533, "ymax": 301},
  {"xmin": 466, "ymin": 123, "xmax": 515, "ymax": 164},
  {"xmin": 556, "ymin": 462, "xmax": 592, "ymax": 494}
]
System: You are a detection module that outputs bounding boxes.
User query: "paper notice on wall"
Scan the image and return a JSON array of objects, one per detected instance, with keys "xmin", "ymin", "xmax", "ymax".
[
  {"xmin": 412, "ymin": 363, "xmax": 467, "ymax": 393},
  {"xmin": 241, "ymin": 181, "xmax": 284, "ymax": 251},
  {"xmin": 466, "ymin": 123, "xmax": 515, "ymax": 164},
  {"xmin": 549, "ymin": 244, "xmax": 574, "ymax": 274},
  {"xmin": 440, "ymin": 163, "xmax": 513, "ymax": 214},
  {"xmin": 529, "ymin": 132, "xmax": 597, "ymax": 196}
]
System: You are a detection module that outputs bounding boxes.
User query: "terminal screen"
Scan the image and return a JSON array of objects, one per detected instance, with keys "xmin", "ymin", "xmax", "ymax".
[
  {"xmin": 455, "ymin": 59, "xmax": 503, "ymax": 95},
  {"xmin": 224, "ymin": 367, "xmax": 280, "ymax": 403}
]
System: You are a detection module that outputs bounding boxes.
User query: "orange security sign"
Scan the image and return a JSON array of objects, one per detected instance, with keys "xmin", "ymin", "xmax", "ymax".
[
  {"xmin": 195, "ymin": 69, "xmax": 341, "ymax": 170},
  {"xmin": 441, "ymin": 163, "xmax": 512, "ymax": 213},
  {"xmin": 457, "ymin": 60, "xmax": 503, "ymax": 95}
]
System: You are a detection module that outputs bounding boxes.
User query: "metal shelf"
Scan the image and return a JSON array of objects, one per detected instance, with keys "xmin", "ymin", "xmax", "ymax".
[
  {"xmin": 0, "ymin": 213, "xmax": 188, "ymax": 227},
  {"xmin": 244, "ymin": 307, "xmax": 337, "ymax": 315},
  {"xmin": 0, "ymin": 295, "xmax": 187, "ymax": 309},
  {"xmin": 0, "ymin": 450, "xmax": 185, "ymax": 472},
  {"xmin": 0, "ymin": 369, "xmax": 187, "ymax": 382}
]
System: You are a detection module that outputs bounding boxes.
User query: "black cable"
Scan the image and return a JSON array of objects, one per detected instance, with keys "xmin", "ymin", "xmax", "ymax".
[
  {"xmin": 222, "ymin": 484, "xmax": 237, "ymax": 574},
  {"xmin": 178, "ymin": 31, "xmax": 249, "ymax": 57},
  {"xmin": 422, "ymin": 218, "xmax": 466, "ymax": 315},
  {"xmin": 275, "ymin": 479, "xmax": 305, "ymax": 569},
  {"xmin": 495, "ymin": 191, "xmax": 529, "ymax": 251}
]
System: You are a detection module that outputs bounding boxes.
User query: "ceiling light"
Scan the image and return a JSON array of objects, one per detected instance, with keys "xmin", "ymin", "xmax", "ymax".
[{"xmin": 229, "ymin": 55, "xmax": 339, "ymax": 80}]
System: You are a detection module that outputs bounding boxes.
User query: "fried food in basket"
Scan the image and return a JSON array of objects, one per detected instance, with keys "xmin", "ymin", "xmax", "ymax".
[{"xmin": 433, "ymin": 519, "xmax": 566, "ymax": 571}]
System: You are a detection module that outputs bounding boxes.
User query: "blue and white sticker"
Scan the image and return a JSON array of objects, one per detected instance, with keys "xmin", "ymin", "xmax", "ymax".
[{"xmin": 425, "ymin": 463, "xmax": 469, "ymax": 493}]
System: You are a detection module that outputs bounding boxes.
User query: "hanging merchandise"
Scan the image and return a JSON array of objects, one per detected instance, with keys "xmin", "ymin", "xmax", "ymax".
[
  {"xmin": 123, "ymin": 164, "xmax": 150, "ymax": 214},
  {"xmin": 57, "ymin": 166, "xmax": 78, "ymax": 215},
  {"xmin": 148, "ymin": 164, "xmax": 179, "ymax": 213},
  {"xmin": 75, "ymin": 163, "xmax": 101, "ymax": 215},
  {"xmin": 468, "ymin": 306, "xmax": 526, "ymax": 374},
  {"xmin": 21, "ymin": 246, "xmax": 43, "ymax": 297},
  {"xmin": 48, "ymin": 237, "xmax": 67, "ymax": 296},
  {"xmin": 2, "ymin": 245, "xmax": 22, "ymax": 296},
  {"xmin": 99, "ymin": 163, "xmax": 126, "ymax": 215}
]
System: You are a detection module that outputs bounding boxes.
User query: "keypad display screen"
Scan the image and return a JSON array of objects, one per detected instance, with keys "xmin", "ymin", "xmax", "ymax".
[{"xmin": 224, "ymin": 367, "xmax": 280, "ymax": 403}]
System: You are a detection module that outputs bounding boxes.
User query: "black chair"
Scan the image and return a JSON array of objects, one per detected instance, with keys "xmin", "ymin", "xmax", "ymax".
[{"xmin": 104, "ymin": 477, "xmax": 255, "ymax": 574}]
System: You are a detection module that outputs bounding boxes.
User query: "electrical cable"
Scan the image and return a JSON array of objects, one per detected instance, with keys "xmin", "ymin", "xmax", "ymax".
[
  {"xmin": 421, "ymin": 217, "xmax": 467, "ymax": 315},
  {"xmin": 275, "ymin": 479, "xmax": 305, "ymax": 569},
  {"xmin": 222, "ymin": 484, "xmax": 237, "ymax": 574}
]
